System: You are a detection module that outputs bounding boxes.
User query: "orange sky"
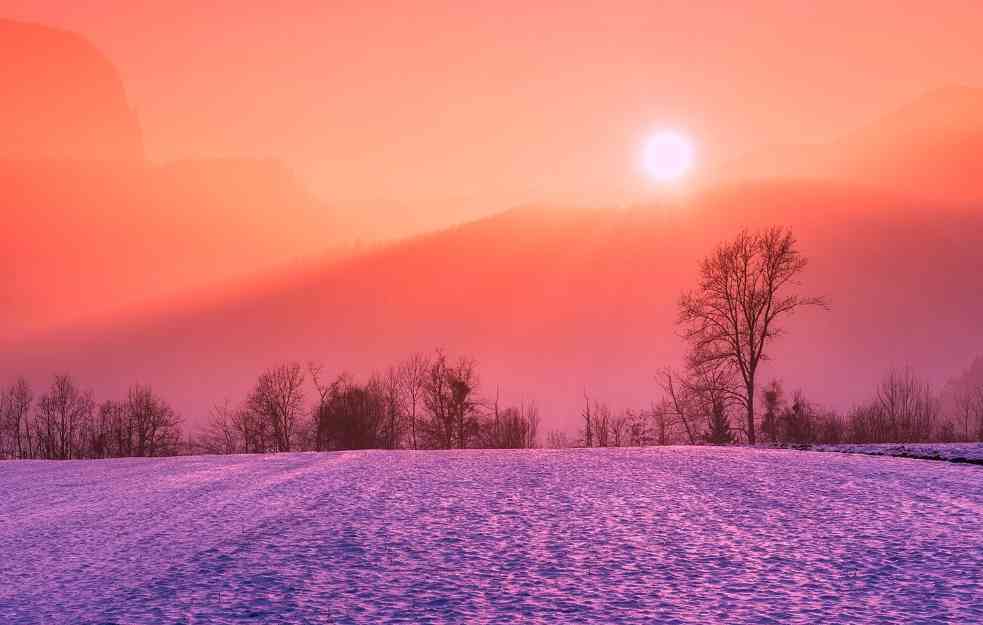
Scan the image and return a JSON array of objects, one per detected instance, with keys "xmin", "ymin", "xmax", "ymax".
[{"xmin": 4, "ymin": 1, "xmax": 983, "ymax": 209}]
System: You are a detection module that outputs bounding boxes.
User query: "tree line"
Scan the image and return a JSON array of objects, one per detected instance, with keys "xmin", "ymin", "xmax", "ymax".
[
  {"xmin": 3, "ymin": 226, "xmax": 982, "ymax": 460},
  {"xmin": 563, "ymin": 362, "xmax": 983, "ymax": 450},
  {"xmin": 0, "ymin": 377, "xmax": 182, "ymax": 460},
  {"xmin": 191, "ymin": 350, "xmax": 541, "ymax": 455},
  {"xmin": 565, "ymin": 227, "xmax": 983, "ymax": 448}
]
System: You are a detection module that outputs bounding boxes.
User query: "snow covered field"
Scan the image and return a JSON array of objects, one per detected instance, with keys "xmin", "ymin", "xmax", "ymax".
[
  {"xmin": 807, "ymin": 442, "xmax": 983, "ymax": 463},
  {"xmin": 2, "ymin": 448, "xmax": 981, "ymax": 625}
]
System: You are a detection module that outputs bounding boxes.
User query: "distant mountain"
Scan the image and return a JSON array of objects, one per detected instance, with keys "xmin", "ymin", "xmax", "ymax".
[
  {"xmin": 0, "ymin": 19, "xmax": 143, "ymax": 162},
  {"xmin": 718, "ymin": 86, "xmax": 983, "ymax": 203},
  {"xmin": 0, "ymin": 22, "xmax": 355, "ymax": 336},
  {"xmin": 7, "ymin": 181, "xmax": 982, "ymax": 431}
]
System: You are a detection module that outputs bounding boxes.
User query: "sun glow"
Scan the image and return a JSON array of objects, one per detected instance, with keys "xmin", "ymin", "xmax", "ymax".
[{"xmin": 642, "ymin": 130, "xmax": 695, "ymax": 183}]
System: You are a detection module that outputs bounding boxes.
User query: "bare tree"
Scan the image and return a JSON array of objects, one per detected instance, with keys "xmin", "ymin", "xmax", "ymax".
[
  {"xmin": 594, "ymin": 402, "xmax": 611, "ymax": 448},
  {"xmin": 875, "ymin": 367, "xmax": 939, "ymax": 442},
  {"xmin": 313, "ymin": 373, "xmax": 386, "ymax": 450},
  {"xmin": 422, "ymin": 351, "xmax": 480, "ymax": 449},
  {"xmin": 1, "ymin": 378, "xmax": 32, "ymax": 459},
  {"xmin": 124, "ymin": 385, "xmax": 182, "ymax": 457},
  {"xmin": 200, "ymin": 400, "xmax": 243, "ymax": 454},
  {"xmin": 378, "ymin": 367, "xmax": 405, "ymax": 450},
  {"xmin": 246, "ymin": 363, "xmax": 306, "ymax": 452},
  {"xmin": 657, "ymin": 368, "xmax": 697, "ymax": 444},
  {"xmin": 580, "ymin": 392, "xmax": 595, "ymax": 448},
  {"xmin": 482, "ymin": 391, "xmax": 540, "ymax": 449},
  {"xmin": 398, "ymin": 352, "xmax": 431, "ymax": 450},
  {"xmin": 609, "ymin": 412, "xmax": 629, "ymax": 448},
  {"xmin": 678, "ymin": 227, "xmax": 827, "ymax": 444},
  {"xmin": 579, "ymin": 393, "xmax": 611, "ymax": 447},
  {"xmin": 848, "ymin": 367, "xmax": 940, "ymax": 443},
  {"xmin": 34, "ymin": 375, "xmax": 95, "ymax": 460}
]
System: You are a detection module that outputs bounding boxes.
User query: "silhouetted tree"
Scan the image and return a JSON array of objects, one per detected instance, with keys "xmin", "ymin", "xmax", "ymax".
[
  {"xmin": 579, "ymin": 394, "xmax": 613, "ymax": 447},
  {"xmin": 398, "ymin": 352, "xmax": 431, "ymax": 450},
  {"xmin": 83, "ymin": 386, "xmax": 181, "ymax": 458},
  {"xmin": 123, "ymin": 385, "xmax": 182, "ymax": 457},
  {"xmin": 876, "ymin": 367, "xmax": 939, "ymax": 442},
  {"xmin": 580, "ymin": 393, "xmax": 595, "ymax": 448},
  {"xmin": 1, "ymin": 378, "xmax": 33, "ymax": 459},
  {"xmin": 482, "ymin": 393, "xmax": 540, "ymax": 449},
  {"xmin": 246, "ymin": 363, "xmax": 306, "ymax": 452},
  {"xmin": 780, "ymin": 392, "xmax": 815, "ymax": 445},
  {"xmin": 377, "ymin": 367, "xmax": 404, "ymax": 450},
  {"xmin": 34, "ymin": 375, "xmax": 95, "ymax": 460},
  {"xmin": 313, "ymin": 374, "xmax": 386, "ymax": 450},
  {"xmin": 848, "ymin": 367, "xmax": 940, "ymax": 443},
  {"xmin": 422, "ymin": 351, "xmax": 480, "ymax": 449},
  {"xmin": 609, "ymin": 412, "xmax": 630, "ymax": 447},
  {"xmin": 678, "ymin": 227, "xmax": 827, "ymax": 444}
]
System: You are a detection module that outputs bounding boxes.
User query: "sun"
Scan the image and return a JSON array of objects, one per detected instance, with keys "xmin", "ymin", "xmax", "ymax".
[{"xmin": 642, "ymin": 130, "xmax": 695, "ymax": 183}]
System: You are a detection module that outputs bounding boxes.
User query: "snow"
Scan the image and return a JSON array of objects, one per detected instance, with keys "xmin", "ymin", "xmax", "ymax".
[
  {"xmin": 807, "ymin": 442, "xmax": 983, "ymax": 463},
  {"xmin": 2, "ymin": 448, "xmax": 982, "ymax": 624}
]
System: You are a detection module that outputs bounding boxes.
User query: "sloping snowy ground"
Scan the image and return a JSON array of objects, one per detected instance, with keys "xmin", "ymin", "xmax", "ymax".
[
  {"xmin": 807, "ymin": 442, "xmax": 983, "ymax": 463},
  {"xmin": 1, "ymin": 448, "xmax": 981, "ymax": 625}
]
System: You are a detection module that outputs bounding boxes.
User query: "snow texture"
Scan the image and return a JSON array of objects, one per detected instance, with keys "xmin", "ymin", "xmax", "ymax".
[
  {"xmin": 807, "ymin": 442, "xmax": 983, "ymax": 464},
  {"xmin": 2, "ymin": 447, "xmax": 982, "ymax": 624}
]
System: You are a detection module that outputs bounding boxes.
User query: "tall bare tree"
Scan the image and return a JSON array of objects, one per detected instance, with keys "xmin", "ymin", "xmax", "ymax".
[
  {"xmin": 580, "ymin": 392, "xmax": 595, "ymax": 448},
  {"xmin": 398, "ymin": 352, "xmax": 431, "ymax": 450},
  {"xmin": 1, "ymin": 378, "xmax": 32, "ymax": 458},
  {"xmin": 376, "ymin": 369, "xmax": 404, "ymax": 450},
  {"xmin": 678, "ymin": 227, "xmax": 827, "ymax": 444},
  {"xmin": 422, "ymin": 351, "xmax": 480, "ymax": 449},
  {"xmin": 247, "ymin": 363, "xmax": 306, "ymax": 452},
  {"xmin": 579, "ymin": 393, "xmax": 612, "ymax": 447},
  {"xmin": 124, "ymin": 385, "xmax": 182, "ymax": 457},
  {"xmin": 34, "ymin": 375, "xmax": 95, "ymax": 460}
]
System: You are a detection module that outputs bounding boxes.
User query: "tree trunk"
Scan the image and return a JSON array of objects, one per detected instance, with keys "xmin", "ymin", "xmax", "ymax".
[{"xmin": 746, "ymin": 383, "xmax": 756, "ymax": 445}]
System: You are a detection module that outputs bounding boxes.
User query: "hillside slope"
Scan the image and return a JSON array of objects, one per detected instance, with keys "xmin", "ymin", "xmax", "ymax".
[{"xmin": 6, "ymin": 181, "xmax": 982, "ymax": 427}]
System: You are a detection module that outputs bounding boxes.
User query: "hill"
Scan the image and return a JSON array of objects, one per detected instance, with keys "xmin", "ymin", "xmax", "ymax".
[
  {"xmin": 0, "ymin": 22, "xmax": 352, "ymax": 336},
  {"xmin": 6, "ymin": 180, "xmax": 981, "ymax": 429},
  {"xmin": 0, "ymin": 19, "xmax": 143, "ymax": 162}
]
